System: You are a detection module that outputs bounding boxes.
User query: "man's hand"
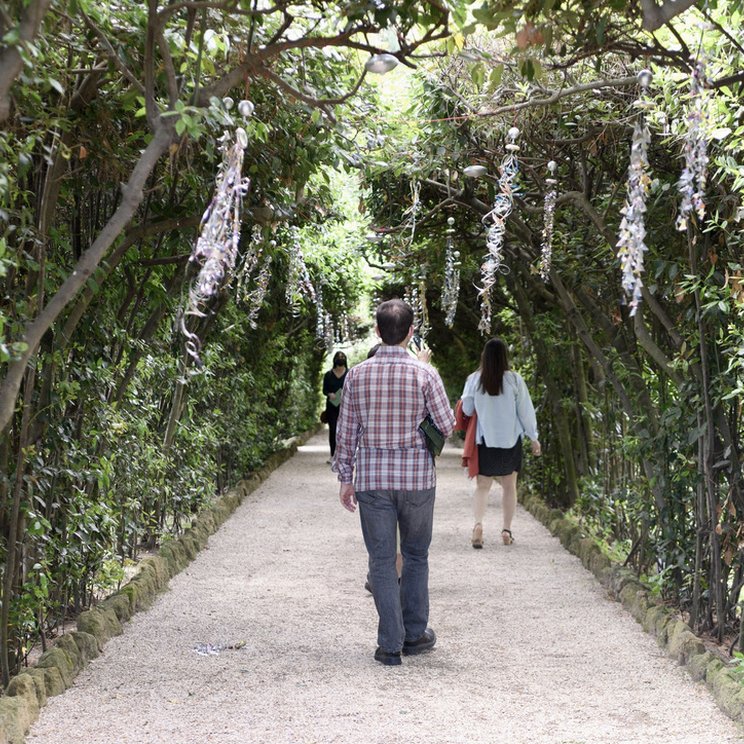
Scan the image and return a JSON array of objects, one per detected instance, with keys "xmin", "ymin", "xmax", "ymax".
[
  {"xmin": 339, "ymin": 482, "xmax": 357, "ymax": 512},
  {"xmin": 531, "ymin": 440, "xmax": 542, "ymax": 456},
  {"xmin": 416, "ymin": 348, "xmax": 432, "ymax": 364}
]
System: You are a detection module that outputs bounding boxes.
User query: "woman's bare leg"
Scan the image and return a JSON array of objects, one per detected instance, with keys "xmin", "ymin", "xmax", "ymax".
[
  {"xmin": 498, "ymin": 471, "xmax": 518, "ymax": 532},
  {"xmin": 473, "ymin": 475, "xmax": 493, "ymax": 525}
]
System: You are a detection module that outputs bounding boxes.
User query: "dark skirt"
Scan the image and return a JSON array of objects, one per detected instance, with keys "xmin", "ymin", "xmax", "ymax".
[{"xmin": 477, "ymin": 437, "xmax": 522, "ymax": 477}]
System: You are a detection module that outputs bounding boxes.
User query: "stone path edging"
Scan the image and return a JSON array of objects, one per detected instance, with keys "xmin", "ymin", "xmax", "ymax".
[
  {"xmin": 521, "ymin": 490, "xmax": 744, "ymax": 725},
  {"xmin": 0, "ymin": 429, "xmax": 317, "ymax": 744}
]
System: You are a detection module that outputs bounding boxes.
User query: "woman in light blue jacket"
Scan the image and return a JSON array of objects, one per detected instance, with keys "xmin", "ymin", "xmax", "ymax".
[{"xmin": 461, "ymin": 338, "xmax": 541, "ymax": 548}]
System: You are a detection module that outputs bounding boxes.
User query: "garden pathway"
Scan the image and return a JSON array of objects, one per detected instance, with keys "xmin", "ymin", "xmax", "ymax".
[{"xmin": 28, "ymin": 433, "xmax": 743, "ymax": 743}]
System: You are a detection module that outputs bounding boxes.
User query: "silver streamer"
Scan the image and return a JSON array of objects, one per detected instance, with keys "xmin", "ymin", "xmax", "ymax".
[
  {"xmin": 236, "ymin": 224, "xmax": 265, "ymax": 304},
  {"xmin": 183, "ymin": 127, "xmax": 251, "ymax": 362},
  {"xmin": 323, "ymin": 312, "xmax": 335, "ymax": 351},
  {"xmin": 407, "ymin": 180, "xmax": 421, "ymax": 246},
  {"xmin": 284, "ymin": 226, "xmax": 316, "ymax": 317},
  {"xmin": 479, "ymin": 127, "xmax": 520, "ymax": 335},
  {"xmin": 245, "ymin": 256, "xmax": 272, "ymax": 330},
  {"xmin": 616, "ymin": 70, "xmax": 653, "ymax": 317},
  {"xmin": 404, "ymin": 285, "xmax": 418, "ymax": 328},
  {"xmin": 676, "ymin": 60, "xmax": 709, "ymax": 231},
  {"xmin": 404, "ymin": 282, "xmax": 428, "ymax": 339},
  {"xmin": 539, "ymin": 161, "xmax": 558, "ymax": 281},
  {"xmin": 442, "ymin": 216, "xmax": 461, "ymax": 327},
  {"xmin": 418, "ymin": 279, "xmax": 430, "ymax": 340},
  {"xmin": 315, "ymin": 282, "xmax": 326, "ymax": 340}
]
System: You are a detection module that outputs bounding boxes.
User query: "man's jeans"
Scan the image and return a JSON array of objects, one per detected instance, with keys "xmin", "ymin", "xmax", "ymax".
[{"xmin": 356, "ymin": 488, "xmax": 436, "ymax": 653}]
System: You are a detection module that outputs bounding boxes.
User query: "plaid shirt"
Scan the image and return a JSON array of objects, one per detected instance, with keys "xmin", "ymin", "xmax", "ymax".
[{"xmin": 333, "ymin": 345, "xmax": 455, "ymax": 491}]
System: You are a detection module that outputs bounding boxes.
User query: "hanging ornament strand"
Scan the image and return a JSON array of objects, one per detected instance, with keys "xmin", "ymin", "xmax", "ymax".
[
  {"xmin": 408, "ymin": 180, "xmax": 421, "ymax": 246},
  {"xmin": 478, "ymin": 127, "xmax": 520, "ymax": 335},
  {"xmin": 676, "ymin": 59, "xmax": 709, "ymax": 231},
  {"xmin": 182, "ymin": 127, "xmax": 251, "ymax": 363},
  {"xmin": 539, "ymin": 161, "xmax": 558, "ymax": 281},
  {"xmin": 616, "ymin": 70, "xmax": 653, "ymax": 317},
  {"xmin": 245, "ymin": 255, "xmax": 272, "ymax": 329},
  {"xmin": 442, "ymin": 216, "xmax": 461, "ymax": 327},
  {"xmin": 418, "ymin": 277, "xmax": 430, "ymax": 340},
  {"xmin": 284, "ymin": 226, "xmax": 316, "ymax": 317},
  {"xmin": 235, "ymin": 224, "xmax": 264, "ymax": 303}
]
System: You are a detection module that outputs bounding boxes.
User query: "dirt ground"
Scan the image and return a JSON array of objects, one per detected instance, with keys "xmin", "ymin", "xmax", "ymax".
[{"xmin": 27, "ymin": 433, "xmax": 744, "ymax": 743}]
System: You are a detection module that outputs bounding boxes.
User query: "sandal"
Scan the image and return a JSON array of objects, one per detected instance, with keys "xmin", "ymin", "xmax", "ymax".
[
  {"xmin": 501, "ymin": 528, "xmax": 514, "ymax": 545},
  {"xmin": 472, "ymin": 523, "xmax": 483, "ymax": 549}
]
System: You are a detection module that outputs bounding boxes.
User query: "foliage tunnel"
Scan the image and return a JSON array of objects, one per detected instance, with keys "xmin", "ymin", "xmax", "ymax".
[{"xmin": 1, "ymin": 0, "xmax": 743, "ymax": 688}]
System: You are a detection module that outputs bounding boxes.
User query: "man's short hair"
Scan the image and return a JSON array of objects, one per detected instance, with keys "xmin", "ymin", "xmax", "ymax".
[{"xmin": 376, "ymin": 299, "xmax": 414, "ymax": 345}]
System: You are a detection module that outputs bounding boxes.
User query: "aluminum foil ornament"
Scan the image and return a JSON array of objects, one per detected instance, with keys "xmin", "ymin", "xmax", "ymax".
[
  {"xmin": 244, "ymin": 256, "xmax": 272, "ymax": 330},
  {"xmin": 284, "ymin": 226, "xmax": 316, "ymax": 316},
  {"xmin": 407, "ymin": 180, "xmax": 421, "ymax": 246},
  {"xmin": 478, "ymin": 127, "xmax": 520, "ymax": 335},
  {"xmin": 442, "ymin": 216, "xmax": 461, "ymax": 327},
  {"xmin": 236, "ymin": 224, "xmax": 264, "ymax": 301},
  {"xmin": 539, "ymin": 161, "xmax": 558, "ymax": 281},
  {"xmin": 323, "ymin": 312, "xmax": 335, "ymax": 351},
  {"xmin": 404, "ymin": 282, "xmax": 429, "ymax": 341},
  {"xmin": 315, "ymin": 281, "xmax": 326, "ymax": 340},
  {"xmin": 417, "ymin": 278, "xmax": 430, "ymax": 340},
  {"xmin": 183, "ymin": 127, "xmax": 251, "ymax": 363},
  {"xmin": 616, "ymin": 70, "xmax": 653, "ymax": 317},
  {"xmin": 676, "ymin": 60, "xmax": 709, "ymax": 231}
]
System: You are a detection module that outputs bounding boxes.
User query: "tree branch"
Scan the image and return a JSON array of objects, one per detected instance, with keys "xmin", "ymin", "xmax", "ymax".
[
  {"xmin": 0, "ymin": 0, "xmax": 53, "ymax": 123},
  {"xmin": 473, "ymin": 76, "xmax": 638, "ymax": 120},
  {"xmin": 0, "ymin": 123, "xmax": 174, "ymax": 435},
  {"xmin": 640, "ymin": 0, "xmax": 699, "ymax": 32},
  {"xmin": 79, "ymin": 7, "xmax": 145, "ymax": 95},
  {"xmin": 255, "ymin": 65, "xmax": 367, "ymax": 118}
]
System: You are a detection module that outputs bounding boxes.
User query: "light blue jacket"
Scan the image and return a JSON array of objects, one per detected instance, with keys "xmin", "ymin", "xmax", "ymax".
[{"xmin": 461, "ymin": 370, "xmax": 538, "ymax": 448}]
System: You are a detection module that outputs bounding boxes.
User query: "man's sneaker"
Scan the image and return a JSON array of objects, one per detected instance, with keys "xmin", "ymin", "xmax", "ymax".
[
  {"xmin": 374, "ymin": 647, "xmax": 402, "ymax": 666},
  {"xmin": 402, "ymin": 628, "xmax": 436, "ymax": 655}
]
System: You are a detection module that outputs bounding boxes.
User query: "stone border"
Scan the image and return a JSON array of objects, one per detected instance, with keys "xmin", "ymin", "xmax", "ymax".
[
  {"xmin": 0, "ymin": 429, "xmax": 317, "ymax": 744},
  {"xmin": 521, "ymin": 491, "xmax": 744, "ymax": 726}
]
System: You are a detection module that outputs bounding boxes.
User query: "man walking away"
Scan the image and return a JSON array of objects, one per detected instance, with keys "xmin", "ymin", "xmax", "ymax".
[{"xmin": 334, "ymin": 299, "xmax": 455, "ymax": 666}]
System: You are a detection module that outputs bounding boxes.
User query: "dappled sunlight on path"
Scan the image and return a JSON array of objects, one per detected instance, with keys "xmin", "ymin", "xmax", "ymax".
[{"xmin": 28, "ymin": 433, "xmax": 743, "ymax": 743}]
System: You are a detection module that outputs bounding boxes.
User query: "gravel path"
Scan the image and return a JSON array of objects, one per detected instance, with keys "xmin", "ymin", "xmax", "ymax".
[{"xmin": 28, "ymin": 434, "xmax": 743, "ymax": 743}]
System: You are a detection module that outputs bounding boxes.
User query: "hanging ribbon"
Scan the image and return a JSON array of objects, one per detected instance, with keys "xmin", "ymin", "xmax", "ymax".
[
  {"xmin": 616, "ymin": 70, "xmax": 653, "ymax": 316},
  {"xmin": 442, "ymin": 216, "xmax": 461, "ymax": 327},
  {"xmin": 539, "ymin": 161, "xmax": 558, "ymax": 281},
  {"xmin": 676, "ymin": 59, "xmax": 709, "ymax": 231},
  {"xmin": 478, "ymin": 127, "xmax": 520, "ymax": 335}
]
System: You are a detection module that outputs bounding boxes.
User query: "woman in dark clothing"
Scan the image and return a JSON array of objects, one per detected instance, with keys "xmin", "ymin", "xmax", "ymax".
[{"xmin": 322, "ymin": 351, "xmax": 348, "ymax": 461}]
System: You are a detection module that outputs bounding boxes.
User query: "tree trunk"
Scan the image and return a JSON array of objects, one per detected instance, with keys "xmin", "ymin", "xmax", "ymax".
[
  {"xmin": 0, "ymin": 0, "xmax": 53, "ymax": 123},
  {"xmin": 0, "ymin": 124, "xmax": 173, "ymax": 435}
]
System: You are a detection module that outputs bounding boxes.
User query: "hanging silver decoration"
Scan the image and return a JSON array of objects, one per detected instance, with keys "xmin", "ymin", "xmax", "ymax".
[
  {"xmin": 245, "ymin": 255, "xmax": 272, "ymax": 330},
  {"xmin": 284, "ymin": 226, "xmax": 316, "ymax": 317},
  {"xmin": 616, "ymin": 70, "xmax": 653, "ymax": 317},
  {"xmin": 315, "ymin": 281, "xmax": 326, "ymax": 340},
  {"xmin": 236, "ymin": 224, "xmax": 264, "ymax": 302},
  {"xmin": 442, "ymin": 216, "xmax": 461, "ymax": 327},
  {"xmin": 478, "ymin": 126, "xmax": 520, "ymax": 335},
  {"xmin": 182, "ymin": 128, "xmax": 251, "ymax": 362},
  {"xmin": 364, "ymin": 53, "xmax": 399, "ymax": 74},
  {"xmin": 676, "ymin": 60, "xmax": 709, "ymax": 231},
  {"xmin": 417, "ymin": 277, "xmax": 430, "ymax": 340},
  {"xmin": 407, "ymin": 180, "xmax": 421, "ymax": 246},
  {"xmin": 404, "ymin": 282, "xmax": 428, "ymax": 340},
  {"xmin": 404, "ymin": 284, "xmax": 419, "ymax": 328},
  {"xmin": 539, "ymin": 161, "xmax": 558, "ymax": 281},
  {"xmin": 463, "ymin": 164, "xmax": 488, "ymax": 178}
]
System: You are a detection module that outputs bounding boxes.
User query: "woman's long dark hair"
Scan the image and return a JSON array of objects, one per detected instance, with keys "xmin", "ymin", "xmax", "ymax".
[{"xmin": 479, "ymin": 338, "xmax": 509, "ymax": 395}]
